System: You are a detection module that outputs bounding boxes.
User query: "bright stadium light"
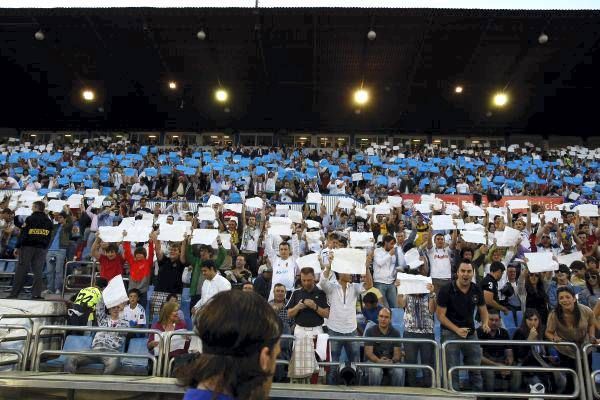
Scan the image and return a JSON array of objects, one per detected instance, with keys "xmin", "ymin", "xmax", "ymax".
[
  {"xmin": 493, "ymin": 92, "xmax": 508, "ymax": 107},
  {"xmin": 454, "ymin": 85, "xmax": 463, "ymax": 94},
  {"xmin": 82, "ymin": 89, "xmax": 95, "ymax": 101},
  {"xmin": 215, "ymin": 89, "xmax": 229, "ymax": 103},
  {"xmin": 168, "ymin": 81, "xmax": 177, "ymax": 90},
  {"xmin": 353, "ymin": 89, "xmax": 369, "ymax": 106}
]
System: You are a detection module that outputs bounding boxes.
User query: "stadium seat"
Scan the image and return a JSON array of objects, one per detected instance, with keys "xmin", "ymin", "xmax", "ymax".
[
  {"xmin": 515, "ymin": 310, "xmax": 523, "ymax": 326},
  {"xmin": 390, "ymin": 308, "xmax": 404, "ymax": 336},
  {"xmin": 119, "ymin": 338, "xmax": 150, "ymax": 376},
  {"xmin": 41, "ymin": 335, "xmax": 93, "ymax": 371},
  {"xmin": 79, "ymin": 337, "xmax": 126, "ymax": 374},
  {"xmin": 502, "ymin": 312, "xmax": 516, "ymax": 329}
]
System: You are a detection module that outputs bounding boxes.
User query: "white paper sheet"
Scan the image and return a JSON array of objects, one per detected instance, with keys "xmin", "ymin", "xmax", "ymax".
[
  {"xmin": 349, "ymin": 231, "xmax": 375, "ymax": 248},
  {"xmin": 157, "ymin": 224, "xmax": 186, "ymax": 242},
  {"xmin": 305, "ymin": 219, "xmax": 320, "ymax": 229},
  {"xmin": 296, "ymin": 253, "xmax": 321, "ymax": 274},
  {"xmin": 432, "ymin": 215, "xmax": 455, "ymax": 231},
  {"xmin": 170, "ymin": 330, "xmax": 188, "ymax": 352},
  {"xmin": 331, "ymin": 248, "xmax": 366, "ymax": 274},
  {"xmin": 197, "ymin": 207, "xmax": 216, "ymax": 221},
  {"xmin": 355, "ymin": 208, "xmax": 368, "ymax": 220},
  {"xmin": 453, "ymin": 219, "xmax": 465, "ymax": 230},
  {"xmin": 524, "ymin": 252, "xmax": 558, "ymax": 273},
  {"xmin": 460, "ymin": 230, "xmax": 487, "ymax": 245},
  {"xmin": 191, "ymin": 229, "xmax": 219, "ymax": 245},
  {"xmin": 134, "ymin": 218, "xmax": 154, "ymax": 228},
  {"xmin": 98, "ymin": 226, "xmax": 124, "ymax": 243},
  {"xmin": 414, "ymin": 203, "xmax": 433, "ymax": 214},
  {"xmin": 506, "ymin": 200, "xmax": 529, "ymax": 209},
  {"xmin": 305, "ymin": 230, "xmax": 322, "ymax": 243},
  {"xmin": 337, "ymin": 197, "xmax": 354, "ymax": 210},
  {"xmin": 568, "ymin": 192, "xmax": 580, "ymax": 201},
  {"xmin": 276, "ymin": 204, "xmax": 290, "ymax": 216},
  {"xmin": 306, "ymin": 192, "xmax": 322, "ymax": 204},
  {"xmin": 245, "ymin": 197, "xmax": 264, "ymax": 209},
  {"xmin": 206, "ymin": 195, "xmax": 223, "ymax": 206},
  {"xmin": 575, "ymin": 204, "xmax": 599, "ymax": 217},
  {"xmin": 288, "ymin": 210, "xmax": 303, "ymax": 224},
  {"xmin": 387, "ymin": 196, "xmax": 403, "ymax": 208},
  {"xmin": 556, "ymin": 203, "xmax": 574, "ymax": 212},
  {"xmin": 103, "ymin": 275, "xmax": 129, "ymax": 309},
  {"xmin": 119, "ymin": 217, "xmax": 135, "ymax": 230},
  {"xmin": 396, "ymin": 272, "xmax": 432, "ymax": 294},
  {"xmin": 84, "ymin": 189, "xmax": 100, "ymax": 198},
  {"xmin": 67, "ymin": 194, "xmax": 83, "ymax": 208},
  {"xmin": 464, "ymin": 223, "xmax": 485, "ymax": 232},
  {"xmin": 466, "ymin": 205, "xmax": 485, "ymax": 217},
  {"xmin": 47, "ymin": 200, "xmax": 67, "ymax": 213},
  {"xmin": 557, "ymin": 251, "xmax": 584, "ymax": 268},
  {"xmin": 352, "ymin": 173, "xmax": 363, "ymax": 182},
  {"xmin": 496, "ymin": 226, "xmax": 522, "ymax": 247},
  {"xmin": 91, "ymin": 195, "xmax": 106, "ymax": 209},
  {"xmin": 543, "ymin": 211, "xmax": 563, "ymax": 223},
  {"xmin": 316, "ymin": 333, "xmax": 329, "ymax": 362},
  {"xmin": 404, "ymin": 247, "xmax": 424, "ymax": 269},
  {"xmin": 487, "ymin": 207, "xmax": 508, "ymax": 222},
  {"xmin": 268, "ymin": 224, "xmax": 292, "ymax": 237},
  {"xmin": 125, "ymin": 225, "xmax": 153, "ymax": 243},
  {"xmin": 224, "ymin": 203, "xmax": 243, "ymax": 214},
  {"xmin": 218, "ymin": 233, "xmax": 232, "ymax": 249},
  {"xmin": 174, "ymin": 220, "xmax": 193, "ymax": 235},
  {"xmin": 375, "ymin": 204, "xmax": 391, "ymax": 215},
  {"xmin": 445, "ymin": 204, "xmax": 461, "ymax": 216},
  {"xmin": 15, "ymin": 207, "xmax": 32, "ymax": 216},
  {"xmin": 269, "ymin": 216, "xmax": 293, "ymax": 226},
  {"xmin": 47, "ymin": 191, "xmax": 62, "ymax": 199}
]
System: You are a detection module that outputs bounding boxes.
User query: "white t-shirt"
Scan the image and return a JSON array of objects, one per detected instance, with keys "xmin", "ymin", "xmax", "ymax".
[
  {"xmin": 456, "ymin": 182, "xmax": 469, "ymax": 194},
  {"xmin": 428, "ymin": 247, "xmax": 452, "ymax": 279},
  {"xmin": 240, "ymin": 226, "xmax": 261, "ymax": 253},
  {"xmin": 269, "ymin": 256, "xmax": 298, "ymax": 301},
  {"xmin": 122, "ymin": 303, "xmax": 146, "ymax": 326}
]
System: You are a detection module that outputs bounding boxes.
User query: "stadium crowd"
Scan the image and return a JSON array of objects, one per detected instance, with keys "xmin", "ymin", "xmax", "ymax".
[{"xmin": 0, "ymin": 138, "xmax": 599, "ymax": 394}]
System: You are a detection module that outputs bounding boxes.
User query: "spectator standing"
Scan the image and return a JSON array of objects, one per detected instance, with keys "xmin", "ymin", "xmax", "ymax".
[
  {"xmin": 8, "ymin": 200, "xmax": 53, "ymax": 299},
  {"xmin": 437, "ymin": 260, "xmax": 490, "ymax": 391},
  {"xmin": 373, "ymin": 235, "xmax": 399, "ymax": 308},
  {"xmin": 150, "ymin": 241, "xmax": 186, "ymax": 322},
  {"xmin": 192, "ymin": 260, "xmax": 232, "ymax": 312}
]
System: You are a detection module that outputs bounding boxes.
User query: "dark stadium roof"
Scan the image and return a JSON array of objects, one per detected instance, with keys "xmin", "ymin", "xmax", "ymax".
[{"xmin": 0, "ymin": 7, "xmax": 599, "ymax": 135}]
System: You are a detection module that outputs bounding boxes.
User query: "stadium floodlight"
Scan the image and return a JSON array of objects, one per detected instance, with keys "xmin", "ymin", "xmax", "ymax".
[
  {"xmin": 493, "ymin": 92, "xmax": 508, "ymax": 107},
  {"xmin": 353, "ymin": 89, "xmax": 369, "ymax": 106},
  {"xmin": 215, "ymin": 89, "xmax": 229, "ymax": 103},
  {"xmin": 82, "ymin": 89, "xmax": 95, "ymax": 101}
]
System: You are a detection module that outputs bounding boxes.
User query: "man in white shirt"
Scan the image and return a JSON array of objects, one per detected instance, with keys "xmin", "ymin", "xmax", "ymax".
[
  {"xmin": 192, "ymin": 260, "xmax": 232, "ymax": 313},
  {"xmin": 456, "ymin": 178, "xmax": 470, "ymax": 194},
  {"xmin": 425, "ymin": 232, "xmax": 457, "ymax": 292},
  {"xmin": 0, "ymin": 172, "xmax": 20, "ymax": 189},
  {"xmin": 265, "ymin": 241, "xmax": 299, "ymax": 301},
  {"xmin": 130, "ymin": 178, "xmax": 149, "ymax": 201},
  {"xmin": 373, "ymin": 235, "xmax": 399, "ymax": 308},
  {"xmin": 327, "ymin": 179, "xmax": 346, "ymax": 195},
  {"xmin": 320, "ymin": 250, "xmax": 373, "ymax": 384}
]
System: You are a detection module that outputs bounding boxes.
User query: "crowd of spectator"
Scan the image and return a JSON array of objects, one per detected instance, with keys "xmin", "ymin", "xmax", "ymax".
[{"xmin": 0, "ymin": 139, "xmax": 599, "ymax": 395}]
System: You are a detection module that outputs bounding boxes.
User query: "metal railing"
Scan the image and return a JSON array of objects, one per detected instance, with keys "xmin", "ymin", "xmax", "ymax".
[
  {"xmin": 62, "ymin": 260, "xmax": 98, "ymax": 297},
  {"xmin": 0, "ymin": 258, "xmax": 31, "ymax": 291},
  {"xmin": 162, "ymin": 330, "xmax": 196, "ymax": 377},
  {"xmin": 582, "ymin": 343, "xmax": 600, "ymax": 400},
  {"xmin": 0, "ymin": 324, "xmax": 32, "ymax": 370},
  {"xmin": 32, "ymin": 325, "xmax": 165, "ymax": 376},
  {"xmin": 325, "ymin": 335, "xmax": 441, "ymax": 388},
  {"xmin": 441, "ymin": 339, "xmax": 584, "ymax": 399}
]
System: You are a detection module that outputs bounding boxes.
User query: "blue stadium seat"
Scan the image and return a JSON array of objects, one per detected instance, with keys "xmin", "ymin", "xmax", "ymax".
[
  {"xmin": 515, "ymin": 310, "xmax": 523, "ymax": 327},
  {"xmin": 391, "ymin": 308, "xmax": 404, "ymax": 337},
  {"xmin": 502, "ymin": 312, "xmax": 516, "ymax": 329},
  {"xmin": 119, "ymin": 337, "xmax": 150, "ymax": 376},
  {"xmin": 592, "ymin": 352, "xmax": 600, "ymax": 373},
  {"xmin": 41, "ymin": 335, "xmax": 93, "ymax": 371}
]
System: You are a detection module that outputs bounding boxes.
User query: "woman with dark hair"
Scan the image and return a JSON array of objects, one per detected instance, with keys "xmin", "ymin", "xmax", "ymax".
[
  {"xmin": 577, "ymin": 270, "xmax": 600, "ymax": 308},
  {"xmin": 177, "ymin": 290, "xmax": 282, "ymax": 400},
  {"xmin": 511, "ymin": 309, "xmax": 556, "ymax": 392},
  {"xmin": 517, "ymin": 269, "xmax": 550, "ymax": 324},
  {"xmin": 545, "ymin": 286, "xmax": 597, "ymax": 394}
]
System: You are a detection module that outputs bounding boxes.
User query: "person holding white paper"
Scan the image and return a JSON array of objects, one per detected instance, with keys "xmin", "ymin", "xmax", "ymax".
[
  {"xmin": 425, "ymin": 231, "xmax": 457, "ymax": 292},
  {"xmin": 265, "ymin": 241, "xmax": 299, "ymax": 300},
  {"xmin": 395, "ymin": 266, "xmax": 436, "ymax": 387},
  {"xmin": 240, "ymin": 204, "xmax": 266, "ymax": 275},
  {"xmin": 535, "ymin": 216, "xmax": 563, "ymax": 257},
  {"xmin": 150, "ymin": 240, "xmax": 186, "ymax": 322},
  {"xmin": 320, "ymin": 250, "xmax": 373, "ymax": 385},
  {"xmin": 373, "ymin": 235, "xmax": 400, "ymax": 308}
]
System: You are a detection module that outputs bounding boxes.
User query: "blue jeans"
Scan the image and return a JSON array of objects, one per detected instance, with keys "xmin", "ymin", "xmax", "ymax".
[
  {"xmin": 45, "ymin": 249, "xmax": 66, "ymax": 292},
  {"xmin": 403, "ymin": 331, "xmax": 435, "ymax": 387},
  {"xmin": 327, "ymin": 329, "xmax": 360, "ymax": 385},
  {"xmin": 442, "ymin": 329, "xmax": 482, "ymax": 391},
  {"xmin": 367, "ymin": 361, "xmax": 405, "ymax": 386},
  {"xmin": 374, "ymin": 282, "xmax": 397, "ymax": 308}
]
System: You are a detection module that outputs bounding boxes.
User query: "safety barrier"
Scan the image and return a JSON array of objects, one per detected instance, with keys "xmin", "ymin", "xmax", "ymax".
[
  {"xmin": 162, "ymin": 330, "xmax": 195, "ymax": 377},
  {"xmin": 582, "ymin": 343, "xmax": 600, "ymax": 400},
  {"xmin": 325, "ymin": 335, "xmax": 440, "ymax": 388},
  {"xmin": 0, "ymin": 324, "xmax": 32, "ymax": 370},
  {"xmin": 32, "ymin": 325, "xmax": 165, "ymax": 376},
  {"xmin": 441, "ymin": 339, "xmax": 584, "ymax": 399},
  {"xmin": 61, "ymin": 260, "xmax": 98, "ymax": 297}
]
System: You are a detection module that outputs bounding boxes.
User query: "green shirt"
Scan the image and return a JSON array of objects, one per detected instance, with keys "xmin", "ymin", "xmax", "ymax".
[{"xmin": 188, "ymin": 245, "xmax": 227, "ymax": 296}]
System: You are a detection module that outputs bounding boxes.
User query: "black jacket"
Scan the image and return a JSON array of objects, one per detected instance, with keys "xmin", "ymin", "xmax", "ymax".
[{"xmin": 17, "ymin": 211, "xmax": 54, "ymax": 249}]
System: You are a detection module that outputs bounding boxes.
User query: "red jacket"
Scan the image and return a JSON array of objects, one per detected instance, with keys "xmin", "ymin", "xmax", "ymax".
[{"xmin": 123, "ymin": 241, "xmax": 154, "ymax": 283}]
